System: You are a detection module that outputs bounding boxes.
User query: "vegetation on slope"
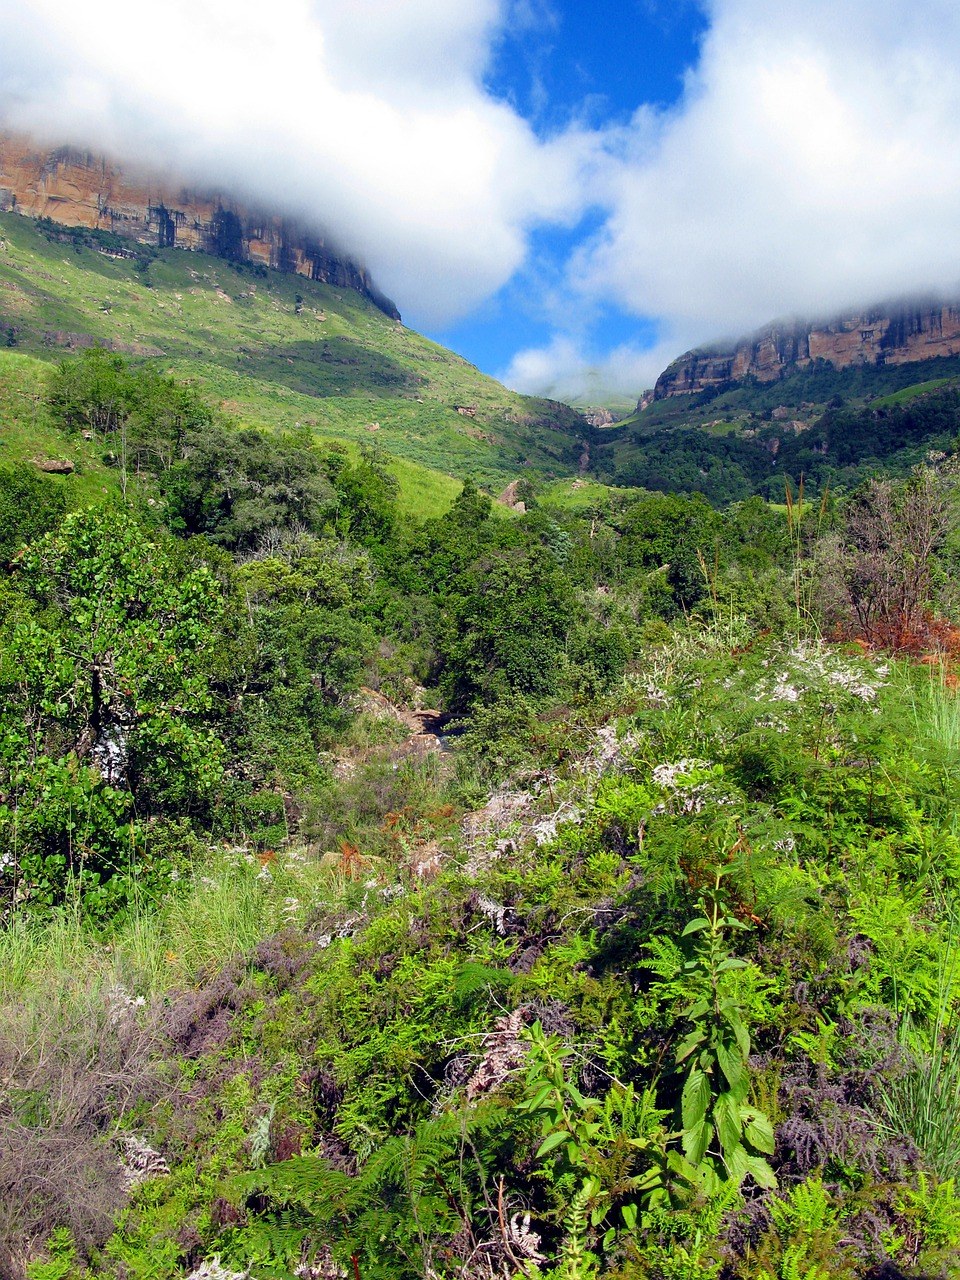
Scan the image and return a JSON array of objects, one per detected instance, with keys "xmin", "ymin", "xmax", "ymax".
[
  {"xmin": 0, "ymin": 211, "xmax": 585, "ymax": 492},
  {"xmin": 594, "ymin": 360, "xmax": 960, "ymax": 504},
  {"xmin": 3, "ymin": 346, "xmax": 960, "ymax": 1277}
]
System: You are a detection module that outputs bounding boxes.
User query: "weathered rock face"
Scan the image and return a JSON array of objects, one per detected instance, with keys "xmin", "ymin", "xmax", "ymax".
[
  {"xmin": 0, "ymin": 132, "xmax": 399, "ymax": 318},
  {"xmin": 653, "ymin": 302, "xmax": 960, "ymax": 400}
]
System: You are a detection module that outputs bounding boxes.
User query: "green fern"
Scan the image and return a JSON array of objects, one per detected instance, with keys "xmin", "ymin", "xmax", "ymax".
[
  {"xmin": 451, "ymin": 961, "xmax": 515, "ymax": 1002},
  {"xmin": 556, "ymin": 1183, "xmax": 599, "ymax": 1280}
]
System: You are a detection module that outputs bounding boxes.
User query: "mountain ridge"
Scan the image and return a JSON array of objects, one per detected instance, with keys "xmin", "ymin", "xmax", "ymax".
[
  {"xmin": 653, "ymin": 299, "xmax": 960, "ymax": 401},
  {"xmin": 0, "ymin": 130, "xmax": 399, "ymax": 319}
]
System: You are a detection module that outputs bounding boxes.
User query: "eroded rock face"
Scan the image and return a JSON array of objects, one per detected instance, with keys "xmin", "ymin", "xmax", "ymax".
[
  {"xmin": 0, "ymin": 131, "xmax": 399, "ymax": 318},
  {"xmin": 653, "ymin": 302, "xmax": 960, "ymax": 400}
]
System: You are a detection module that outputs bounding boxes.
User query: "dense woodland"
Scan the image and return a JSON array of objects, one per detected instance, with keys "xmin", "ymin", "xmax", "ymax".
[
  {"xmin": 4, "ymin": 350, "xmax": 960, "ymax": 1279},
  {"xmin": 594, "ymin": 364, "xmax": 960, "ymax": 504}
]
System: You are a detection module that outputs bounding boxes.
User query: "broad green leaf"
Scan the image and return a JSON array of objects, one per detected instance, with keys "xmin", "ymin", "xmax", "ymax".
[
  {"xmin": 621, "ymin": 1202, "xmax": 638, "ymax": 1230},
  {"xmin": 535, "ymin": 1129, "xmax": 570, "ymax": 1159},
  {"xmin": 716, "ymin": 1041, "xmax": 747, "ymax": 1100},
  {"xmin": 683, "ymin": 998, "xmax": 711, "ymax": 1019},
  {"xmin": 714, "ymin": 1091, "xmax": 743, "ymax": 1157},
  {"xmin": 721, "ymin": 1005, "xmax": 751, "ymax": 1057},
  {"xmin": 523, "ymin": 1084, "xmax": 553, "ymax": 1112},
  {"xmin": 682, "ymin": 1117, "xmax": 713, "ymax": 1167},
  {"xmin": 564, "ymin": 1082, "xmax": 588, "ymax": 1108},
  {"xmin": 676, "ymin": 1028, "xmax": 707, "ymax": 1063},
  {"xmin": 744, "ymin": 1154, "xmax": 778, "ymax": 1190},
  {"xmin": 682, "ymin": 917, "xmax": 710, "ymax": 936},
  {"xmin": 681, "ymin": 1068, "xmax": 711, "ymax": 1132},
  {"xmin": 724, "ymin": 1142, "xmax": 750, "ymax": 1185},
  {"xmin": 742, "ymin": 1107, "xmax": 776, "ymax": 1155}
]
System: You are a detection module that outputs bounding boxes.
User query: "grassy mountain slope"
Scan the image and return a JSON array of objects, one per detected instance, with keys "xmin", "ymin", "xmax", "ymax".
[
  {"xmin": 0, "ymin": 347, "xmax": 470, "ymax": 521},
  {"xmin": 594, "ymin": 355, "xmax": 960, "ymax": 502},
  {"xmin": 0, "ymin": 211, "xmax": 585, "ymax": 499}
]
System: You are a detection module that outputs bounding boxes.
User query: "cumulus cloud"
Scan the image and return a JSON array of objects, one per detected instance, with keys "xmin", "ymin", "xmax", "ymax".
[
  {"xmin": 576, "ymin": 0, "xmax": 960, "ymax": 344},
  {"xmin": 501, "ymin": 333, "xmax": 675, "ymax": 402},
  {"xmin": 0, "ymin": 0, "xmax": 598, "ymax": 325},
  {"xmin": 3, "ymin": 0, "xmax": 960, "ymax": 399}
]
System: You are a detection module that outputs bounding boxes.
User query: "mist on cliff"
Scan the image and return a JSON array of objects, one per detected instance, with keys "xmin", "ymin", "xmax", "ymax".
[
  {"xmin": 0, "ymin": 0, "xmax": 600, "ymax": 328},
  {"xmin": 504, "ymin": 0, "xmax": 960, "ymax": 395},
  {"xmin": 3, "ymin": 0, "xmax": 960, "ymax": 395}
]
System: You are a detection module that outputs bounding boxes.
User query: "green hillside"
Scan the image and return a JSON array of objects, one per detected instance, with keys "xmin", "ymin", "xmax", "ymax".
[
  {"xmin": 0, "ymin": 211, "xmax": 585, "ymax": 499},
  {"xmin": 593, "ymin": 356, "xmax": 960, "ymax": 503},
  {"xmin": 5, "ymin": 204, "xmax": 960, "ymax": 1278}
]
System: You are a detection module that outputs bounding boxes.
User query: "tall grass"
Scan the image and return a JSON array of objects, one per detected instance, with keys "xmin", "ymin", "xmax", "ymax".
[
  {"xmin": 784, "ymin": 475, "xmax": 829, "ymax": 634},
  {"xmin": 0, "ymin": 847, "xmax": 335, "ymax": 1010},
  {"xmin": 904, "ymin": 660, "xmax": 960, "ymax": 760},
  {"xmin": 878, "ymin": 916, "xmax": 960, "ymax": 1180}
]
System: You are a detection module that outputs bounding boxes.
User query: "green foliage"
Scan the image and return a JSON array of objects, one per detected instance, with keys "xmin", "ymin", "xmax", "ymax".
[
  {"xmin": 231, "ymin": 1101, "xmax": 514, "ymax": 1279},
  {"xmin": 437, "ymin": 542, "xmax": 574, "ymax": 709},
  {"xmin": 673, "ymin": 873, "xmax": 777, "ymax": 1191},
  {"xmin": 0, "ymin": 465, "xmax": 67, "ymax": 563},
  {"xmin": 751, "ymin": 1178, "xmax": 856, "ymax": 1280},
  {"xmin": 0, "ymin": 507, "xmax": 227, "ymax": 912},
  {"xmin": 162, "ymin": 424, "xmax": 335, "ymax": 550}
]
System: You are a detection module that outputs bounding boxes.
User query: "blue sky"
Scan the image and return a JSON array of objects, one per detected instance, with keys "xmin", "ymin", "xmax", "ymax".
[
  {"xmin": 432, "ymin": 2, "xmax": 706, "ymax": 395},
  {"xmin": 486, "ymin": 2, "xmax": 708, "ymax": 132},
  {"xmin": 5, "ymin": 0, "xmax": 960, "ymax": 404}
]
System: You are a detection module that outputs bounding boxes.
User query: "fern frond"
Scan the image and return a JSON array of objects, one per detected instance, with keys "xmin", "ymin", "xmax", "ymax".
[
  {"xmin": 452, "ymin": 961, "xmax": 515, "ymax": 1002},
  {"xmin": 230, "ymin": 1156, "xmax": 359, "ymax": 1220},
  {"xmin": 362, "ymin": 1111, "xmax": 463, "ymax": 1198}
]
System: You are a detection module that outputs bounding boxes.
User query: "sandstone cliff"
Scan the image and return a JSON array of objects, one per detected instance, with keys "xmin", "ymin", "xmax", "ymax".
[
  {"xmin": 653, "ymin": 302, "xmax": 960, "ymax": 400},
  {"xmin": 0, "ymin": 132, "xmax": 399, "ymax": 318}
]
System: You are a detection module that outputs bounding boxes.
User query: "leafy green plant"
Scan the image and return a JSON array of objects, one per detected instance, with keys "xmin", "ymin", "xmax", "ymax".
[
  {"xmin": 674, "ymin": 870, "xmax": 777, "ymax": 1190},
  {"xmin": 518, "ymin": 1021, "xmax": 685, "ymax": 1262}
]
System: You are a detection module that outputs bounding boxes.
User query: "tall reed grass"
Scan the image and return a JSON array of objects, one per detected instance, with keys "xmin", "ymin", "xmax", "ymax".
[
  {"xmin": 904, "ymin": 660, "xmax": 960, "ymax": 760},
  {"xmin": 878, "ymin": 914, "xmax": 960, "ymax": 1180}
]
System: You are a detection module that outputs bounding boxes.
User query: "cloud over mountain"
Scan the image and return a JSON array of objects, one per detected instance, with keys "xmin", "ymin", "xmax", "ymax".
[
  {"xmin": 4, "ymin": 0, "xmax": 960, "ymax": 396},
  {"xmin": 0, "ymin": 0, "xmax": 597, "ymax": 327}
]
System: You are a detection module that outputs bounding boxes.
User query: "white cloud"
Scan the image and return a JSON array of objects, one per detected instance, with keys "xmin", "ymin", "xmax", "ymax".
[
  {"xmin": 576, "ymin": 0, "xmax": 960, "ymax": 343},
  {"xmin": 0, "ymin": 0, "xmax": 598, "ymax": 325},
  {"xmin": 501, "ymin": 333, "xmax": 676, "ymax": 402}
]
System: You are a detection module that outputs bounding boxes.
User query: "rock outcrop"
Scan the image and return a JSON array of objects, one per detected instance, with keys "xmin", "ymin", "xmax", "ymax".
[
  {"xmin": 653, "ymin": 301, "xmax": 960, "ymax": 400},
  {"xmin": 0, "ymin": 132, "xmax": 399, "ymax": 318}
]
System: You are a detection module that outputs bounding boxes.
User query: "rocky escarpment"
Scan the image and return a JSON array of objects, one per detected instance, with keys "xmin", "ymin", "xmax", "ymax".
[
  {"xmin": 653, "ymin": 301, "xmax": 960, "ymax": 400},
  {"xmin": 0, "ymin": 131, "xmax": 399, "ymax": 318}
]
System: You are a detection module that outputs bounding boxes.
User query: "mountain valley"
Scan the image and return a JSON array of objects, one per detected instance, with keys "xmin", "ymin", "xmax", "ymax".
[{"xmin": 3, "ymin": 130, "xmax": 960, "ymax": 1280}]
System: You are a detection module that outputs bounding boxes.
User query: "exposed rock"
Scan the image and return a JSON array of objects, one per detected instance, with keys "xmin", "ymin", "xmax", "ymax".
[
  {"xmin": 354, "ymin": 686, "xmax": 409, "ymax": 728},
  {"xmin": 636, "ymin": 389, "xmax": 656, "ymax": 412},
  {"xmin": 0, "ymin": 131, "xmax": 398, "ymax": 318},
  {"xmin": 392, "ymin": 731, "xmax": 442, "ymax": 761},
  {"xmin": 497, "ymin": 479, "xmax": 526, "ymax": 512},
  {"xmin": 33, "ymin": 455, "xmax": 74, "ymax": 473},
  {"xmin": 654, "ymin": 299, "xmax": 960, "ymax": 399},
  {"xmin": 581, "ymin": 406, "xmax": 615, "ymax": 427}
]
